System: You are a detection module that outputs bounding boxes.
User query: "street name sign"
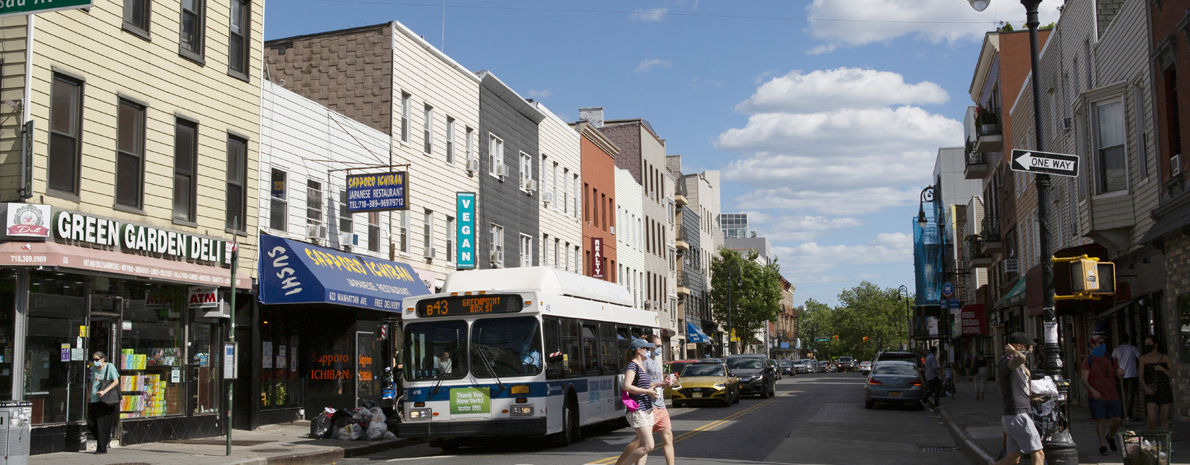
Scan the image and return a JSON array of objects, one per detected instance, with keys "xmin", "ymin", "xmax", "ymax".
[
  {"xmin": 0, "ymin": 0, "xmax": 92, "ymax": 19},
  {"xmin": 1011, "ymin": 149, "xmax": 1079, "ymax": 177},
  {"xmin": 815, "ymin": 338, "xmax": 830, "ymax": 342}
]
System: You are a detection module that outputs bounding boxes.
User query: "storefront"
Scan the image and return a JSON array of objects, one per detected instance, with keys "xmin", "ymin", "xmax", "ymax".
[
  {"xmin": 251, "ymin": 234, "xmax": 430, "ymax": 428},
  {"xmin": 685, "ymin": 322, "xmax": 711, "ymax": 359},
  {"xmin": 0, "ymin": 206, "xmax": 249, "ymax": 454}
]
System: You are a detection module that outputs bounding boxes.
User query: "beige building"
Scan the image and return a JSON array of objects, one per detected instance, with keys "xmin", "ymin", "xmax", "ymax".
[{"xmin": 0, "ymin": 0, "xmax": 263, "ymax": 452}]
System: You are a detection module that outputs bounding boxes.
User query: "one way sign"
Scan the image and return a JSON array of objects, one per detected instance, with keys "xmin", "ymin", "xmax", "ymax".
[{"xmin": 1011, "ymin": 149, "xmax": 1080, "ymax": 177}]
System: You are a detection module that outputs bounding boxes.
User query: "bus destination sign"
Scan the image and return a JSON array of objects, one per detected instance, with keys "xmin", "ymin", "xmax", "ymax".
[{"xmin": 416, "ymin": 295, "xmax": 524, "ymax": 318}]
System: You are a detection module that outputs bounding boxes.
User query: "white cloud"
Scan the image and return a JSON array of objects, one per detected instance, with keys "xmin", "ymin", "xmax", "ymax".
[
  {"xmin": 805, "ymin": 0, "xmax": 1062, "ymax": 48},
  {"xmin": 631, "ymin": 7, "xmax": 667, "ymax": 22},
  {"xmin": 806, "ymin": 43, "xmax": 841, "ymax": 55},
  {"xmin": 527, "ymin": 89, "xmax": 552, "ymax": 98},
  {"xmin": 735, "ymin": 68, "xmax": 948, "ymax": 114},
  {"xmin": 775, "ymin": 232, "xmax": 913, "ymax": 275},
  {"xmin": 634, "ymin": 58, "xmax": 672, "ymax": 74},
  {"xmin": 754, "ymin": 215, "xmax": 863, "ymax": 242},
  {"xmin": 733, "ymin": 186, "xmax": 921, "ymax": 215}
]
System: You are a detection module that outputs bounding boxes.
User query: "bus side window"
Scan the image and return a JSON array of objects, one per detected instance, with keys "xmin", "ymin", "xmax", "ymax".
[
  {"xmin": 581, "ymin": 323, "xmax": 600, "ymax": 376},
  {"xmin": 616, "ymin": 325, "xmax": 631, "ymax": 370},
  {"xmin": 599, "ymin": 323, "xmax": 617, "ymax": 374},
  {"xmin": 543, "ymin": 317, "xmax": 563, "ymax": 380},
  {"xmin": 562, "ymin": 319, "xmax": 581, "ymax": 376}
]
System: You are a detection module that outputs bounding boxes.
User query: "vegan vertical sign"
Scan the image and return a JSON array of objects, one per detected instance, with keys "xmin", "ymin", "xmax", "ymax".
[
  {"xmin": 450, "ymin": 387, "xmax": 490, "ymax": 414},
  {"xmin": 456, "ymin": 193, "xmax": 476, "ymax": 269},
  {"xmin": 0, "ymin": 0, "xmax": 93, "ymax": 19}
]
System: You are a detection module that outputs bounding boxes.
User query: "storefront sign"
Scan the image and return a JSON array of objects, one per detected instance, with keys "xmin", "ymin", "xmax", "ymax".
[
  {"xmin": 188, "ymin": 288, "xmax": 218, "ymax": 309},
  {"xmin": 258, "ymin": 234, "xmax": 431, "ymax": 311},
  {"xmin": 960, "ymin": 305, "xmax": 987, "ymax": 336},
  {"xmin": 6, "ymin": 203, "xmax": 50, "ymax": 237},
  {"xmin": 456, "ymin": 193, "xmax": 475, "ymax": 269},
  {"xmin": 450, "ymin": 387, "xmax": 490, "ymax": 414},
  {"xmin": 591, "ymin": 237, "xmax": 604, "ymax": 279},
  {"xmin": 779, "ymin": 342, "xmax": 790, "ymax": 349},
  {"xmin": 346, "ymin": 172, "xmax": 408, "ymax": 212},
  {"xmin": 927, "ymin": 317, "xmax": 939, "ymax": 338},
  {"xmin": 53, "ymin": 211, "xmax": 229, "ymax": 265}
]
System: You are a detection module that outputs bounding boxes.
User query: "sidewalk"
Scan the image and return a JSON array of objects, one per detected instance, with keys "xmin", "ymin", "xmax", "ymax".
[
  {"xmin": 938, "ymin": 378, "xmax": 1190, "ymax": 464},
  {"xmin": 29, "ymin": 422, "xmax": 413, "ymax": 465}
]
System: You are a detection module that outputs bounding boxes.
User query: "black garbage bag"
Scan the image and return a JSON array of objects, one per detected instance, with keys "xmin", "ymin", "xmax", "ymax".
[
  {"xmin": 331, "ymin": 408, "xmax": 354, "ymax": 429},
  {"xmin": 311, "ymin": 414, "xmax": 334, "ymax": 439}
]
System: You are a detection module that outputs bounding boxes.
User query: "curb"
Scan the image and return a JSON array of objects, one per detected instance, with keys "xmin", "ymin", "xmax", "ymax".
[
  {"xmin": 264, "ymin": 438, "xmax": 417, "ymax": 464},
  {"xmin": 938, "ymin": 406, "xmax": 995, "ymax": 465}
]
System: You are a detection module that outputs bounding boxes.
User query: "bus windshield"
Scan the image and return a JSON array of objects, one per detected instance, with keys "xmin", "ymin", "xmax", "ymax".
[
  {"xmin": 471, "ymin": 317, "xmax": 542, "ymax": 378},
  {"xmin": 404, "ymin": 320, "xmax": 468, "ymax": 381}
]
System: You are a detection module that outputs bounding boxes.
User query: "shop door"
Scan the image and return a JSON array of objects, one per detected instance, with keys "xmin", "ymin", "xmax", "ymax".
[
  {"xmin": 88, "ymin": 296, "xmax": 121, "ymax": 438},
  {"xmin": 355, "ymin": 332, "xmax": 379, "ymax": 408},
  {"xmin": 187, "ymin": 322, "xmax": 218, "ymax": 415}
]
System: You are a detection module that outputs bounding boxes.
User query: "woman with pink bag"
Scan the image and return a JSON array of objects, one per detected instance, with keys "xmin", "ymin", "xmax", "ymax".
[{"xmin": 619, "ymin": 338, "xmax": 662, "ymax": 465}]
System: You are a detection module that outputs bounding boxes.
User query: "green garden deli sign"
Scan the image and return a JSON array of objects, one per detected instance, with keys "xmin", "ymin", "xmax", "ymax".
[
  {"xmin": 0, "ymin": 0, "xmax": 93, "ymax": 19},
  {"xmin": 450, "ymin": 387, "xmax": 490, "ymax": 415}
]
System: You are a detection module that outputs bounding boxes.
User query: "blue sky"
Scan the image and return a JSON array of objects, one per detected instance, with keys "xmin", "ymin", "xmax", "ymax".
[{"xmin": 266, "ymin": 0, "xmax": 1062, "ymax": 307}]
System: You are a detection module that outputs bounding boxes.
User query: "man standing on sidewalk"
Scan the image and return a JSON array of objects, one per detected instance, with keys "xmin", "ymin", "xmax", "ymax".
[
  {"xmin": 921, "ymin": 346, "xmax": 942, "ymax": 408},
  {"xmin": 995, "ymin": 332, "xmax": 1044, "ymax": 465},
  {"xmin": 1082, "ymin": 333, "xmax": 1124, "ymax": 456},
  {"xmin": 1112, "ymin": 333, "xmax": 1141, "ymax": 421}
]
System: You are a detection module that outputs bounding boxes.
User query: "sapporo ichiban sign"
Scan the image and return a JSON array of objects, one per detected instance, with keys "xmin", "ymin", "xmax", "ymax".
[{"xmin": 1010, "ymin": 149, "xmax": 1080, "ymax": 177}]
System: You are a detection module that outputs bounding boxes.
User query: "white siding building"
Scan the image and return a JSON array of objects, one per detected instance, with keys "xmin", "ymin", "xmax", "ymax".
[
  {"xmin": 535, "ymin": 103, "xmax": 583, "ymax": 272},
  {"xmin": 617, "ymin": 167, "xmax": 646, "ymax": 310}
]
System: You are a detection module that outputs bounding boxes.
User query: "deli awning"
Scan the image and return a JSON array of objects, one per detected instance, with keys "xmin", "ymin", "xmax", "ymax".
[
  {"xmin": 686, "ymin": 322, "xmax": 711, "ymax": 344},
  {"xmin": 0, "ymin": 240, "xmax": 250, "ymax": 288},
  {"xmin": 258, "ymin": 234, "xmax": 430, "ymax": 312}
]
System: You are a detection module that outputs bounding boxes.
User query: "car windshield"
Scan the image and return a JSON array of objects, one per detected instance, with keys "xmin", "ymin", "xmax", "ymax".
[
  {"xmin": 839, "ymin": 357, "xmax": 853, "ymax": 362},
  {"xmin": 470, "ymin": 317, "xmax": 543, "ymax": 378},
  {"xmin": 682, "ymin": 364, "xmax": 726, "ymax": 377},
  {"xmin": 668, "ymin": 362, "xmax": 692, "ymax": 375},
  {"xmin": 873, "ymin": 364, "xmax": 918, "ymax": 376},
  {"xmin": 726, "ymin": 358, "xmax": 764, "ymax": 370},
  {"xmin": 404, "ymin": 320, "xmax": 468, "ymax": 380}
]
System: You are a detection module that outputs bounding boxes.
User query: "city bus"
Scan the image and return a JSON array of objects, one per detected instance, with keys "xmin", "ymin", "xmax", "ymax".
[{"xmin": 398, "ymin": 267, "xmax": 659, "ymax": 449}]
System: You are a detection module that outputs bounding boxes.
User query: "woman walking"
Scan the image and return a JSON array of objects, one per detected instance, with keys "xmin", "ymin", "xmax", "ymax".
[
  {"xmin": 1138, "ymin": 336, "xmax": 1176, "ymax": 432},
  {"xmin": 970, "ymin": 352, "xmax": 989, "ymax": 400},
  {"xmin": 617, "ymin": 338, "xmax": 660, "ymax": 465},
  {"xmin": 88, "ymin": 351, "xmax": 120, "ymax": 454}
]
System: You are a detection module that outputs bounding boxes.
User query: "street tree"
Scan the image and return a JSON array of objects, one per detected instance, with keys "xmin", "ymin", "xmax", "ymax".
[{"xmin": 708, "ymin": 248, "xmax": 782, "ymax": 354}]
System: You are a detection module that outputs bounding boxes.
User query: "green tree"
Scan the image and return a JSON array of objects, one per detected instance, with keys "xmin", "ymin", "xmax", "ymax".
[
  {"xmin": 801, "ymin": 298, "xmax": 836, "ymax": 359},
  {"xmin": 708, "ymin": 249, "xmax": 782, "ymax": 354},
  {"xmin": 833, "ymin": 282, "xmax": 908, "ymax": 361}
]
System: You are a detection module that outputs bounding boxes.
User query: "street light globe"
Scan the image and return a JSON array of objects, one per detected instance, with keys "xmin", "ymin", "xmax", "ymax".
[{"xmin": 969, "ymin": 0, "xmax": 990, "ymax": 11}]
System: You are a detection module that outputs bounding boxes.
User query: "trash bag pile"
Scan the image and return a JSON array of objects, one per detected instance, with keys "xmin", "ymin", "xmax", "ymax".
[
  {"xmin": 310, "ymin": 406, "xmax": 397, "ymax": 441},
  {"xmin": 1120, "ymin": 432, "xmax": 1169, "ymax": 465}
]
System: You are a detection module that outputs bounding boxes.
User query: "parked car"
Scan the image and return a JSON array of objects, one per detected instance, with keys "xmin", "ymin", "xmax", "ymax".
[
  {"xmin": 768, "ymin": 359, "xmax": 782, "ymax": 380},
  {"xmin": 777, "ymin": 359, "xmax": 794, "ymax": 376},
  {"xmin": 865, "ymin": 361, "xmax": 924, "ymax": 409},
  {"xmin": 875, "ymin": 351, "xmax": 924, "ymax": 371},
  {"xmin": 669, "ymin": 361, "xmax": 740, "ymax": 408},
  {"xmin": 725, "ymin": 355, "xmax": 777, "ymax": 398},
  {"xmin": 859, "ymin": 360, "xmax": 872, "ymax": 375},
  {"xmin": 665, "ymin": 359, "xmax": 701, "ymax": 380},
  {"xmin": 837, "ymin": 356, "xmax": 856, "ymax": 372},
  {"xmin": 791, "ymin": 360, "xmax": 810, "ymax": 374}
]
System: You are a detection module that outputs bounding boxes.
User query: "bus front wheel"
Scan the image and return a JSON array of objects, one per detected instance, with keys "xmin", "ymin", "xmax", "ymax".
[{"xmin": 552, "ymin": 395, "xmax": 580, "ymax": 447}]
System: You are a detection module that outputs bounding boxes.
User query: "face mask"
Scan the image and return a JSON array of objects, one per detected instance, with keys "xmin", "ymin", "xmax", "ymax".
[
  {"xmin": 1091, "ymin": 344, "xmax": 1106, "ymax": 357},
  {"xmin": 1145, "ymin": 343, "xmax": 1156, "ymax": 351},
  {"xmin": 93, "ymin": 361, "xmax": 102, "ymax": 367},
  {"xmin": 653, "ymin": 348, "xmax": 662, "ymax": 358}
]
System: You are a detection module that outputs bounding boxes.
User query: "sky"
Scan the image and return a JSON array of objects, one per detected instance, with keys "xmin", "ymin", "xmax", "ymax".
[{"xmin": 266, "ymin": 0, "xmax": 1063, "ymax": 308}]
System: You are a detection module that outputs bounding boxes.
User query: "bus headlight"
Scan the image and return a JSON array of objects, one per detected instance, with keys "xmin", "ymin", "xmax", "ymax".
[
  {"xmin": 510, "ymin": 405, "xmax": 534, "ymax": 416},
  {"xmin": 408, "ymin": 408, "xmax": 432, "ymax": 420}
]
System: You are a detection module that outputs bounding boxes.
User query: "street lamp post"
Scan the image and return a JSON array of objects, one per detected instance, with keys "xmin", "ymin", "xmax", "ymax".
[
  {"xmin": 968, "ymin": 1, "xmax": 1076, "ymax": 462},
  {"xmin": 917, "ymin": 184, "xmax": 946, "ymax": 358}
]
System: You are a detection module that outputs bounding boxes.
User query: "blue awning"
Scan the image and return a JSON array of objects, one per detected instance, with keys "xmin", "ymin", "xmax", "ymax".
[
  {"xmin": 687, "ymin": 322, "xmax": 711, "ymax": 344},
  {"xmin": 258, "ymin": 234, "xmax": 431, "ymax": 312}
]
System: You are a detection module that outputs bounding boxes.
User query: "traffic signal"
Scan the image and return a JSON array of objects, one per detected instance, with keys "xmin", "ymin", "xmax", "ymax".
[
  {"xmin": 1053, "ymin": 254, "xmax": 1117, "ymax": 300},
  {"xmin": 863, "ymin": 336, "xmax": 869, "ymax": 342},
  {"xmin": 832, "ymin": 335, "xmax": 839, "ymax": 341},
  {"xmin": 1070, "ymin": 258, "xmax": 1100, "ymax": 293}
]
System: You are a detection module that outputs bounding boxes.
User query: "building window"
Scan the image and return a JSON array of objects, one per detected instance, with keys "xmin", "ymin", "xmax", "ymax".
[
  {"xmin": 574, "ymin": 174, "xmax": 581, "ymax": 218},
  {"xmin": 269, "ymin": 169, "xmax": 286, "ymax": 231},
  {"xmin": 563, "ymin": 243, "xmax": 570, "ymax": 272},
  {"xmin": 397, "ymin": 210, "xmax": 409, "ymax": 253},
  {"xmin": 489, "ymin": 134, "xmax": 503, "ymax": 177},
  {"xmin": 445, "ymin": 117, "xmax": 455, "ymax": 164},
  {"xmin": 400, "ymin": 92, "xmax": 411, "ymax": 143},
  {"xmin": 179, "ymin": 0, "xmax": 205, "ymax": 61},
  {"xmin": 542, "ymin": 234, "xmax": 550, "ymax": 267},
  {"xmin": 490, "ymin": 224, "xmax": 504, "ymax": 267},
  {"xmin": 423, "ymin": 104, "xmax": 433, "ymax": 155},
  {"xmin": 115, "ymin": 99, "xmax": 145, "ymax": 208},
  {"xmin": 306, "ymin": 180, "xmax": 323, "ymax": 227},
  {"xmin": 368, "ymin": 212, "xmax": 380, "ymax": 252},
  {"xmin": 228, "ymin": 0, "xmax": 250, "ymax": 78},
  {"xmin": 552, "ymin": 162, "xmax": 560, "ymax": 210},
  {"xmin": 562, "ymin": 168, "xmax": 570, "ymax": 214},
  {"xmin": 173, "ymin": 118, "xmax": 199, "ymax": 222},
  {"xmin": 446, "ymin": 216, "xmax": 455, "ymax": 262},
  {"xmin": 123, "ymin": 0, "xmax": 151, "ymax": 38},
  {"xmin": 1133, "ymin": 84, "xmax": 1149, "ymax": 181},
  {"xmin": 225, "ymin": 135, "xmax": 248, "ymax": 231},
  {"xmin": 1094, "ymin": 100, "xmax": 1127, "ymax": 194},
  {"xmin": 520, "ymin": 152, "xmax": 532, "ymax": 191},
  {"xmin": 465, "ymin": 126, "xmax": 474, "ymax": 163},
  {"xmin": 339, "ymin": 190, "xmax": 352, "ymax": 234},
  {"xmin": 423, "ymin": 209, "xmax": 434, "ymax": 257},
  {"xmin": 553, "ymin": 239, "xmax": 560, "ymax": 269},
  {"xmin": 48, "ymin": 74, "xmax": 83, "ymax": 196},
  {"xmin": 520, "ymin": 234, "xmax": 532, "ymax": 267}
]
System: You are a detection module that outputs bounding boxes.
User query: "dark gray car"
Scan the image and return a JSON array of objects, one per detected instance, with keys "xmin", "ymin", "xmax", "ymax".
[{"xmin": 725, "ymin": 355, "xmax": 777, "ymax": 398}]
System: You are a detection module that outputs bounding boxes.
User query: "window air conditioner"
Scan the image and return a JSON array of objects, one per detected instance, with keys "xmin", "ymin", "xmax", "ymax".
[
  {"xmin": 521, "ymin": 178, "xmax": 533, "ymax": 191},
  {"xmin": 306, "ymin": 224, "xmax": 327, "ymax": 240},
  {"xmin": 424, "ymin": 247, "xmax": 436, "ymax": 259},
  {"xmin": 610, "ymin": 226, "xmax": 615, "ymax": 235},
  {"xmin": 339, "ymin": 233, "xmax": 358, "ymax": 246},
  {"xmin": 1059, "ymin": 117, "xmax": 1072, "ymax": 131},
  {"xmin": 1173, "ymin": 154, "xmax": 1182, "ymax": 177},
  {"xmin": 467, "ymin": 159, "xmax": 479, "ymax": 173},
  {"xmin": 497, "ymin": 164, "xmax": 508, "ymax": 178},
  {"xmin": 543, "ymin": 191, "xmax": 554, "ymax": 204}
]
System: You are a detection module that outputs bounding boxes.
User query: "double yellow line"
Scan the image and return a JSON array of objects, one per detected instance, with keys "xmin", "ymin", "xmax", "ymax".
[{"xmin": 588, "ymin": 390, "xmax": 799, "ymax": 465}]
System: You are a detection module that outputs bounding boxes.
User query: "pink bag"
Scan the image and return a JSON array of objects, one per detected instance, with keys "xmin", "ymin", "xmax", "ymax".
[{"xmin": 621, "ymin": 390, "xmax": 639, "ymax": 413}]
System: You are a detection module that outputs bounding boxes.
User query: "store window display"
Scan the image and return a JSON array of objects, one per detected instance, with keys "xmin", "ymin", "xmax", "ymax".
[
  {"xmin": 118, "ymin": 282, "xmax": 184, "ymax": 418},
  {"xmin": 259, "ymin": 308, "xmax": 301, "ymax": 410}
]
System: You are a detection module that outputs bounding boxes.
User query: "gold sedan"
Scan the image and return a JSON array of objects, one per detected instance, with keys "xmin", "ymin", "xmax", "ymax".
[{"xmin": 667, "ymin": 362, "xmax": 740, "ymax": 407}]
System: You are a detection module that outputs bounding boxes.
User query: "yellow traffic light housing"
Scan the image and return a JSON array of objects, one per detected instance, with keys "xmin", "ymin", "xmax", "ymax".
[
  {"xmin": 1052, "ymin": 254, "xmax": 1117, "ymax": 301},
  {"xmin": 1092, "ymin": 261, "xmax": 1116, "ymax": 296},
  {"xmin": 832, "ymin": 335, "xmax": 839, "ymax": 341},
  {"xmin": 863, "ymin": 336, "xmax": 869, "ymax": 342},
  {"xmin": 1070, "ymin": 258, "xmax": 1100, "ymax": 293}
]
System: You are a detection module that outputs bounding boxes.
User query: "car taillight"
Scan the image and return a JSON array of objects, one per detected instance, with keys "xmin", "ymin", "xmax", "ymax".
[
  {"xmin": 868, "ymin": 378, "xmax": 883, "ymax": 386},
  {"xmin": 911, "ymin": 379, "xmax": 922, "ymax": 387}
]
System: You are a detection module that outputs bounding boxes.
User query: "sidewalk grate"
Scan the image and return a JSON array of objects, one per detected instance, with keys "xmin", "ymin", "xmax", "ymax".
[{"xmin": 918, "ymin": 446, "xmax": 959, "ymax": 453}]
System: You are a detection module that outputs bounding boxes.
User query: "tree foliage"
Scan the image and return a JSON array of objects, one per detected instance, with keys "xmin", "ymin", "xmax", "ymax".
[
  {"xmin": 708, "ymin": 249, "xmax": 782, "ymax": 353},
  {"xmin": 801, "ymin": 282, "xmax": 913, "ymax": 361}
]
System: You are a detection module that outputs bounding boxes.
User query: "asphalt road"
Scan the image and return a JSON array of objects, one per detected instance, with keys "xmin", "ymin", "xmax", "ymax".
[{"xmin": 343, "ymin": 372, "xmax": 972, "ymax": 465}]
